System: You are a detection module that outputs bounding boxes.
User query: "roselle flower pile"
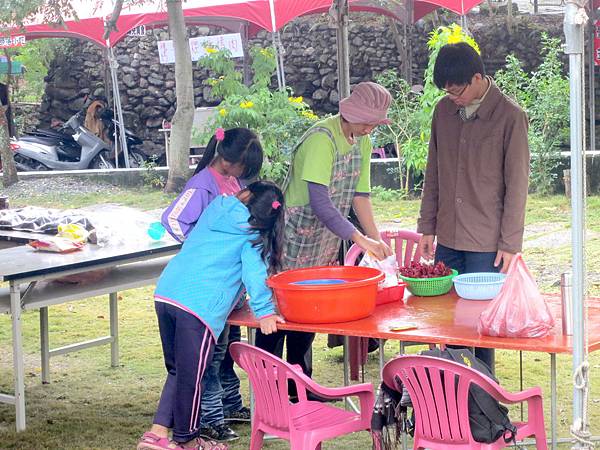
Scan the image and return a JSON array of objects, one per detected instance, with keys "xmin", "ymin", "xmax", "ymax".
[{"xmin": 399, "ymin": 261, "xmax": 453, "ymax": 279}]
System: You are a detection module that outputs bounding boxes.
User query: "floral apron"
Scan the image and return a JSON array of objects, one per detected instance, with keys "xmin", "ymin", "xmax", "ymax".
[{"xmin": 281, "ymin": 125, "xmax": 362, "ymax": 270}]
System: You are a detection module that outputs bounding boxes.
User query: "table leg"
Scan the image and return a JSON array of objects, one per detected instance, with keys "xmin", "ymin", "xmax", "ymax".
[
  {"xmin": 550, "ymin": 352, "xmax": 557, "ymax": 450},
  {"xmin": 109, "ymin": 293, "xmax": 119, "ymax": 367},
  {"xmin": 40, "ymin": 307, "xmax": 50, "ymax": 383},
  {"xmin": 343, "ymin": 335, "xmax": 350, "ymax": 409},
  {"xmin": 246, "ymin": 327, "xmax": 255, "ymax": 416},
  {"xmin": 246, "ymin": 326, "xmax": 256, "ymax": 346},
  {"xmin": 10, "ymin": 282, "xmax": 26, "ymax": 431},
  {"xmin": 378, "ymin": 339, "xmax": 385, "ymax": 375},
  {"xmin": 519, "ymin": 351, "xmax": 524, "ymax": 421}
]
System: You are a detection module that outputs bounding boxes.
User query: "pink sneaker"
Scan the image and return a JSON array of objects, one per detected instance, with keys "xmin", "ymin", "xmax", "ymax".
[{"xmin": 137, "ymin": 432, "xmax": 185, "ymax": 450}]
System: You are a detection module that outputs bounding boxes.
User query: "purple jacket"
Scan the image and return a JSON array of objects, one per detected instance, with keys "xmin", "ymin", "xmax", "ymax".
[{"xmin": 161, "ymin": 168, "xmax": 246, "ymax": 242}]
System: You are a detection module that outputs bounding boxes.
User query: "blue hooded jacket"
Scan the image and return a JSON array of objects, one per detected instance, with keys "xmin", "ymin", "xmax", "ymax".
[{"xmin": 154, "ymin": 195, "xmax": 276, "ymax": 340}]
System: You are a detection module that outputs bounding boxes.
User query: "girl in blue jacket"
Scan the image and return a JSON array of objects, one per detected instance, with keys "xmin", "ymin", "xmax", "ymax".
[
  {"xmin": 138, "ymin": 181, "xmax": 285, "ymax": 450},
  {"xmin": 162, "ymin": 127, "xmax": 263, "ymax": 441}
]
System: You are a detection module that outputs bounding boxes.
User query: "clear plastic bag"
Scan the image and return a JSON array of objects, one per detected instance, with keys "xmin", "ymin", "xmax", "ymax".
[
  {"xmin": 478, "ymin": 253, "xmax": 555, "ymax": 338},
  {"xmin": 359, "ymin": 252, "xmax": 398, "ymax": 288}
]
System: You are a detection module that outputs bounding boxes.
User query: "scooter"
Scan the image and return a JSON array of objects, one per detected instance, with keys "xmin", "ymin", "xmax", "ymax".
[
  {"xmin": 11, "ymin": 112, "xmax": 146, "ymax": 171},
  {"xmin": 11, "ymin": 113, "xmax": 114, "ymax": 171}
]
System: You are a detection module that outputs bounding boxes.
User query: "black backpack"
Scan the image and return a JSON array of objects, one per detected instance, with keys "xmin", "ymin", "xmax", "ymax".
[{"xmin": 418, "ymin": 348, "xmax": 517, "ymax": 444}]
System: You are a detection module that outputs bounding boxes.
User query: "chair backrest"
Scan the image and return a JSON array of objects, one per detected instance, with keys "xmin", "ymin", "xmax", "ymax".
[
  {"xmin": 382, "ymin": 355, "xmax": 502, "ymax": 446},
  {"xmin": 344, "ymin": 229, "xmax": 427, "ymax": 268},
  {"xmin": 372, "ymin": 148, "xmax": 386, "ymax": 159},
  {"xmin": 230, "ymin": 341, "xmax": 304, "ymax": 432}
]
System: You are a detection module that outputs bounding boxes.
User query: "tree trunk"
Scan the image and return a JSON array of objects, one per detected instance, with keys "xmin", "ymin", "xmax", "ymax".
[
  {"xmin": 506, "ymin": 0, "xmax": 514, "ymax": 33},
  {"xmin": 1, "ymin": 50, "xmax": 18, "ymax": 187},
  {"xmin": 0, "ymin": 105, "xmax": 18, "ymax": 187},
  {"xmin": 164, "ymin": 0, "xmax": 194, "ymax": 193},
  {"xmin": 387, "ymin": 17, "xmax": 412, "ymax": 85}
]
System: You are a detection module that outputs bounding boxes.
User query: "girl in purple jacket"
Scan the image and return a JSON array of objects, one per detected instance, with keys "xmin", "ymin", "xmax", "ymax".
[{"xmin": 162, "ymin": 127, "xmax": 263, "ymax": 242}]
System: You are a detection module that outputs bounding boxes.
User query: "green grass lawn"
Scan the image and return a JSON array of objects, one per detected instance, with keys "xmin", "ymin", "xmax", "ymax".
[{"xmin": 0, "ymin": 186, "xmax": 599, "ymax": 449}]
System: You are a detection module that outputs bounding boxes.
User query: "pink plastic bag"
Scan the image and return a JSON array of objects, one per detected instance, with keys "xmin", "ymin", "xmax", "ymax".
[{"xmin": 478, "ymin": 253, "xmax": 555, "ymax": 338}]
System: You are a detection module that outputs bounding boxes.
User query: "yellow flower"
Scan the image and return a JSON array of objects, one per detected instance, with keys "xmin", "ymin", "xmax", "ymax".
[
  {"xmin": 447, "ymin": 34, "xmax": 462, "ymax": 44},
  {"xmin": 205, "ymin": 47, "xmax": 217, "ymax": 54},
  {"xmin": 240, "ymin": 101, "xmax": 254, "ymax": 109},
  {"xmin": 301, "ymin": 110, "xmax": 318, "ymax": 120},
  {"xmin": 219, "ymin": 108, "xmax": 227, "ymax": 117},
  {"xmin": 260, "ymin": 48, "xmax": 272, "ymax": 57},
  {"xmin": 288, "ymin": 96, "xmax": 303, "ymax": 103}
]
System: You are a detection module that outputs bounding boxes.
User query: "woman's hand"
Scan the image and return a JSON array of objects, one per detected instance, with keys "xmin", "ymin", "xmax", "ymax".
[
  {"xmin": 259, "ymin": 315, "xmax": 285, "ymax": 335},
  {"xmin": 353, "ymin": 232, "xmax": 392, "ymax": 260}
]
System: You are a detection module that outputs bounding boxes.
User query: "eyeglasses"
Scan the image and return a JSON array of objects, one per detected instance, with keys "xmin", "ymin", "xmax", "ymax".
[{"xmin": 443, "ymin": 83, "xmax": 470, "ymax": 98}]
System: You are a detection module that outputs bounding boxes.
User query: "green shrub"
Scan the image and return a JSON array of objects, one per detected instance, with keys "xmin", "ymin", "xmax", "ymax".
[
  {"xmin": 196, "ymin": 47, "xmax": 319, "ymax": 184},
  {"xmin": 495, "ymin": 34, "xmax": 569, "ymax": 195},
  {"xmin": 140, "ymin": 156, "xmax": 166, "ymax": 189},
  {"xmin": 371, "ymin": 186, "xmax": 406, "ymax": 202},
  {"xmin": 373, "ymin": 24, "xmax": 480, "ymax": 194}
]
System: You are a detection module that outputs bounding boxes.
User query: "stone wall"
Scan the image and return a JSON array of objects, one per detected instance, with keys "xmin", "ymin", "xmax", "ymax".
[
  {"xmin": 38, "ymin": 12, "xmax": 565, "ymax": 157},
  {"xmin": 13, "ymin": 102, "xmax": 41, "ymax": 135}
]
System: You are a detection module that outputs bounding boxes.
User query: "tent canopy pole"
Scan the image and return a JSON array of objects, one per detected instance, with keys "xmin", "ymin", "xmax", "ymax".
[
  {"xmin": 107, "ymin": 43, "xmax": 130, "ymax": 168},
  {"xmin": 564, "ymin": 1, "xmax": 592, "ymax": 447},
  {"xmin": 335, "ymin": 0, "xmax": 351, "ymax": 99}
]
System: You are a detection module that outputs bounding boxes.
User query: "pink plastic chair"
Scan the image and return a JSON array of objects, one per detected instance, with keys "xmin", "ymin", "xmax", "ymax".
[
  {"xmin": 344, "ymin": 229, "xmax": 433, "ymax": 381},
  {"xmin": 344, "ymin": 229, "xmax": 427, "ymax": 268},
  {"xmin": 230, "ymin": 342, "xmax": 374, "ymax": 450},
  {"xmin": 371, "ymin": 147, "xmax": 387, "ymax": 159},
  {"xmin": 382, "ymin": 355, "xmax": 548, "ymax": 450}
]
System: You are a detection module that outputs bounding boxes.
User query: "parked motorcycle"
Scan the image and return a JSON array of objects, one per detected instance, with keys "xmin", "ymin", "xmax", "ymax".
[
  {"xmin": 11, "ymin": 111, "xmax": 146, "ymax": 171},
  {"xmin": 100, "ymin": 109, "xmax": 147, "ymax": 168}
]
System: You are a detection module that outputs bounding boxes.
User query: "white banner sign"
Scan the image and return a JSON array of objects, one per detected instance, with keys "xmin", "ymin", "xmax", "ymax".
[
  {"xmin": 0, "ymin": 35, "xmax": 26, "ymax": 48},
  {"xmin": 157, "ymin": 33, "xmax": 243, "ymax": 64},
  {"xmin": 127, "ymin": 25, "xmax": 147, "ymax": 37}
]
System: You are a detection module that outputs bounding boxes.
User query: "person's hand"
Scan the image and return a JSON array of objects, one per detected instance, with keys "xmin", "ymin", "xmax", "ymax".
[
  {"xmin": 494, "ymin": 250, "xmax": 515, "ymax": 274},
  {"xmin": 259, "ymin": 315, "xmax": 285, "ymax": 335},
  {"xmin": 355, "ymin": 234, "xmax": 392, "ymax": 260},
  {"xmin": 418, "ymin": 234, "xmax": 435, "ymax": 260}
]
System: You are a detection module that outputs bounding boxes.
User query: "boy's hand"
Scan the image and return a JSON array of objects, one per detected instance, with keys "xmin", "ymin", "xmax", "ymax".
[
  {"xmin": 418, "ymin": 234, "xmax": 435, "ymax": 260},
  {"xmin": 259, "ymin": 315, "xmax": 285, "ymax": 334}
]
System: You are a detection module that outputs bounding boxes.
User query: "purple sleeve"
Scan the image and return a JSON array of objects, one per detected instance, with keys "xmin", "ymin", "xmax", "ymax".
[
  {"xmin": 161, "ymin": 188, "xmax": 212, "ymax": 242},
  {"xmin": 308, "ymin": 182, "xmax": 356, "ymax": 240}
]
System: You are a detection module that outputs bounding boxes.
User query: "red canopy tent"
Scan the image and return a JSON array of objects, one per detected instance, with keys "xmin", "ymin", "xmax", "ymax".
[
  {"xmin": 2, "ymin": 0, "xmax": 484, "ymax": 166},
  {"xmin": 4, "ymin": 0, "xmax": 484, "ymax": 48}
]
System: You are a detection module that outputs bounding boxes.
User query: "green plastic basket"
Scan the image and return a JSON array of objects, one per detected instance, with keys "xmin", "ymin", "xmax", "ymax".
[{"xmin": 398, "ymin": 269, "xmax": 458, "ymax": 297}]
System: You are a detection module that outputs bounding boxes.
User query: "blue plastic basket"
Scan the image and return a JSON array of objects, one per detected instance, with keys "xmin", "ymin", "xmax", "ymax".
[{"xmin": 453, "ymin": 272, "xmax": 507, "ymax": 300}]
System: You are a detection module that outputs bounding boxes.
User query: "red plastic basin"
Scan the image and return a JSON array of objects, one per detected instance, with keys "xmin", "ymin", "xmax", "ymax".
[
  {"xmin": 267, "ymin": 266, "xmax": 384, "ymax": 323},
  {"xmin": 376, "ymin": 282, "xmax": 406, "ymax": 305}
]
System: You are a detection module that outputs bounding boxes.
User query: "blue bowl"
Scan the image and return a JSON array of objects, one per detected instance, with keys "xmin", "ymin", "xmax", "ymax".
[
  {"xmin": 453, "ymin": 272, "xmax": 506, "ymax": 300},
  {"xmin": 291, "ymin": 279, "xmax": 348, "ymax": 286},
  {"xmin": 147, "ymin": 222, "xmax": 166, "ymax": 240}
]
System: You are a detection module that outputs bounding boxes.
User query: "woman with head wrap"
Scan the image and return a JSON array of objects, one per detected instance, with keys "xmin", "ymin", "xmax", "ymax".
[{"xmin": 255, "ymin": 82, "xmax": 394, "ymax": 394}]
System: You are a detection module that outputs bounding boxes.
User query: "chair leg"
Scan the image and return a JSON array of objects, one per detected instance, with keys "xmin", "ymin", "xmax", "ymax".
[
  {"xmin": 530, "ymin": 397, "xmax": 548, "ymax": 450},
  {"xmin": 534, "ymin": 433, "xmax": 549, "ymax": 450},
  {"xmin": 291, "ymin": 435, "xmax": 322, "ymax": 450},
  {"xmin": 249, "ymin": 427, "xmax": 264, "ymax": 450}
]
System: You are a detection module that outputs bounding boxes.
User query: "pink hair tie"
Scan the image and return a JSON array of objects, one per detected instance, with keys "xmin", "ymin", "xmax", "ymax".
[
  {"xmin": 215, "ymin": 128, "xmax": 225, "ymax": 142},
  {"xmin": 272, "ymin": 200, "xmax": 281, "ymax": 210}
]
